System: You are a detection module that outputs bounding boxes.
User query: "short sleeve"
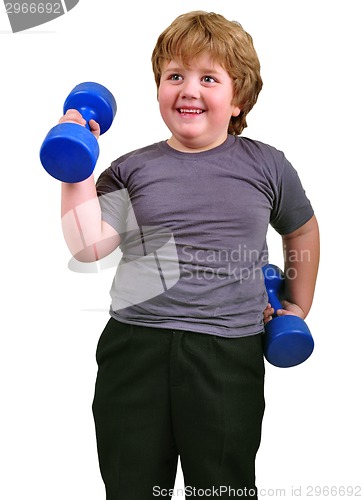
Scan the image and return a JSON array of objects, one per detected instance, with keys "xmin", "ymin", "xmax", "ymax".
[
  {"xmin": 96, "ymin": 162, "xmax": 129, "ymax": 236},
  {"xmin": 270, "ymin": 157, "xmax": 314, "ymax": 235}
]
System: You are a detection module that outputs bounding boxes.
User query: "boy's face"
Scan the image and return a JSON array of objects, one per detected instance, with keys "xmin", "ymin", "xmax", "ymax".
[{"xmin": 158, "ymin": 54, "xmax": 241, "ymax": 152}]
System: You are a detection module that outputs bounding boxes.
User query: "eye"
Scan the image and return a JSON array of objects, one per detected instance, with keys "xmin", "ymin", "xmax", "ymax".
[
  {"xmin": 202, "ymin": 75, "xmax": 217, "ymax": 84},
  {"xmin": 169, "ymin": 74, "xmax": 183, "ymax": 81}
]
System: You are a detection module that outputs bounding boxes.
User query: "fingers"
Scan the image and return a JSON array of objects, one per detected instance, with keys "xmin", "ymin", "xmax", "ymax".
[
  {"xmin": 277, "ymin": 300, "xmax": 305, "ymax": 319},
  {"xmin": 263, "ymin": 303, "xmax": 274, "ymax": 324},
  {"xmin": 89, "ymin": 118, "xmax": 101, "ymax": 139},
  {"xmin": 58, "ymin": 109, "xmax": 101, "ymax": 139},
  {"xmin": 264, "ymin": 300, "xmax": 305, "ymax": 324},
  {"xmin": 59, "ymin": 109, "xmax": 86, "ymax": 126},
  {"xmin": 276, "ymin": 309, "xmax": 303, "ymax": 318}
]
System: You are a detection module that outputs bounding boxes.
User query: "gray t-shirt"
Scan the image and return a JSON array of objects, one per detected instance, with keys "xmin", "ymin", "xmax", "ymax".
[{"xmin": 96, "ymin": 134, "xmax": 314, "ymax": 338}]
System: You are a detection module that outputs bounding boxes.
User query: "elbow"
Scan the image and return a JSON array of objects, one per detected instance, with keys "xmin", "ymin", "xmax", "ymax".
[{"xmin": 72, "ymin": 245, "xmax": 100, "ymax": 263}]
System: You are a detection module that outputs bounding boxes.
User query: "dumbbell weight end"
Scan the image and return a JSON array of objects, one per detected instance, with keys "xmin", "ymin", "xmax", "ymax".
[
  {"xmin": 264, "ymin": 316, "xmax": 314, "ymax": 368},
  {"xmin": 63, "ymin": 82, "xmax": 117, "ymax": 135},
  {"xmin": 40, "ymin": 123, "xmax": 99, "ymax": 183}
]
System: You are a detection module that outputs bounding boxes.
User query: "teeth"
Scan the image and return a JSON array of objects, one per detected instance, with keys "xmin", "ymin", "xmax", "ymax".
[{"xmin": 179, "ymin": 108, "xmax": 203, "ymax": 114}]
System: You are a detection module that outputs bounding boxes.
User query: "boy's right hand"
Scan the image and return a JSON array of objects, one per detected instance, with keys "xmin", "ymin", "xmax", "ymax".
[{"xmin": 58, "ymin": 109, "xmax": 101, "ymax": 140}]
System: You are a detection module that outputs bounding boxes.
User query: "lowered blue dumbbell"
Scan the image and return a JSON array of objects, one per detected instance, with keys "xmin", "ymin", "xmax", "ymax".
[
  {"xmin": 262, "ymin": 264, "xmax": 314, "ymax": 368},
  {"xmin": 40, "ymin": 82, "xmax": 117, "ymax": 183}
]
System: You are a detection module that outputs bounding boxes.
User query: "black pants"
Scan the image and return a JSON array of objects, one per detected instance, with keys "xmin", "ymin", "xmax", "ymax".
[{"xmin": 92, "ymin": 318, "xmax": 265, "ymax": 499}]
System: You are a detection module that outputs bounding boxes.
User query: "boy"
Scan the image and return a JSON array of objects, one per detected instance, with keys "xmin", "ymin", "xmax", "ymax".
[{"xmin": 60, "ymin": 11, "xmax": 319, "ymax": 499}]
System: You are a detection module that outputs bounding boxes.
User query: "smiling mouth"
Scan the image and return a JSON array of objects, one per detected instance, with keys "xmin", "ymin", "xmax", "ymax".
[{"xmin": 177, "ymin": 108, "xmax": 205, "ymax": 114}]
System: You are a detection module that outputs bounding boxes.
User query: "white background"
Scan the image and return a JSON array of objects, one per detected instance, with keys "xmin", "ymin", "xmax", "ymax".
[{"xmin": 1, "ymin": 0, "xmax": 362, "ymax": 498}]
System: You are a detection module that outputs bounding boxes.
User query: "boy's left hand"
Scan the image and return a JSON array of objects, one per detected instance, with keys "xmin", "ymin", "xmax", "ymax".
[
  {"xmin": 263, "ymin": 303, "xmax": 274, "ymax": 324},
  {"xmin": 277, "ymin": 300, "xmax": 305, "ymax": 319},
  {"xmin": 263, "ymin": 300, "xmax": 305, "ymax": 324}
]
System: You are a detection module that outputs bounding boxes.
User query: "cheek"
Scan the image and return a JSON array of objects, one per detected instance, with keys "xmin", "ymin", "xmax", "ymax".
[
  {"xmin": 158, "ymin": 86, "xmax": 171, "ymax": 111},
  {"xmin": 158, "ymin": 83, "xmax": 174, "ymax": 101},
  {"xmin": 209, "ymin": 87, "xmax": 233, "ymax": 107},
  {"xmin": 158, "ymin": 95, "xmax": 167, "ymax": 116},
  {"xmin": 158, "ymin": 89, "xmax": 174, "ymax": 122},
  {"xmin": 209, "ymin": 96, "xmax": 234, "ymax": 121}
]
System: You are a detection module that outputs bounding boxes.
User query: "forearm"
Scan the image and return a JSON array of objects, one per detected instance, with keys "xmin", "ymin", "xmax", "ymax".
[
  {"xmin": 282, "ymin": 215, "xmax": 320, "ymax": 318},
  {"xmin": 61, "ymin": 174, "xmax": 99, "ymax": 216},
  {"xmin": 61, "ymin": 176, "xmax": 120, "ymax": 262}
]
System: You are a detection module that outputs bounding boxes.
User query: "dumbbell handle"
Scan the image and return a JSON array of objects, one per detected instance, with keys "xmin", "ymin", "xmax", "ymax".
[
  {"xmin": 76, "ymin": 107, "xmax": 97, "ymax": 131},
  {"xmin": 262, "ymin": 264, "xmax": 285, "ymax": 316},
  {"xmin": 63, "ymin": 106, "xmax": 97, "ymax": 132},
  {"xmin": 267, "ymin": 292, "xmax": 283, "ymax": 317}
]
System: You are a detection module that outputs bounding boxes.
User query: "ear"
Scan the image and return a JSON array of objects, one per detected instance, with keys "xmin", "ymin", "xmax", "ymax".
[{"xmin": 231, "ymin": 105, "xmax": 242, "ymax": 117}]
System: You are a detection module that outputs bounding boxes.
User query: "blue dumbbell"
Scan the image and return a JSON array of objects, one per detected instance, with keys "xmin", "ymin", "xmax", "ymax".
[
  {"xmin": 40, "ymin": 82, "xmax": 117, "ymax": 183},
  {"xmin": 262, "ymin": 264, "xmax": 314, "ymax": 368}
]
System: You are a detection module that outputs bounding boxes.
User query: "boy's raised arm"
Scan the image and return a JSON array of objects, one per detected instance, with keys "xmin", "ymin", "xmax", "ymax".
[{"xmin": 60, "ymin": 110, "xmax": 121, "ymax": 263}]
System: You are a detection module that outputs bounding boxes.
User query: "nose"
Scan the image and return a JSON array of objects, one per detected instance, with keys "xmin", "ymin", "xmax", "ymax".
[{"xmin": 180, "ymin": 78, "xmax": 200, "ymax": 99}]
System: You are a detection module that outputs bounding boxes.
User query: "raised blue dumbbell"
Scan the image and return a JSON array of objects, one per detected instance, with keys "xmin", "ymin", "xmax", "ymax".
[
  {"xmin": 262, "ymin": 264, "xmax": 314, "ymax": 368},
  {"xmin": 40, "ymin": 82, "xmax": 117, "ymax": 183}
]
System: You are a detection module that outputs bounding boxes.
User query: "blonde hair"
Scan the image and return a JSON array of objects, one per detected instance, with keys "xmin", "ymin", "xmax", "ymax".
[{"xmin": 151, "ymin": 11, "xmax": 263, "ymax": 135}]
